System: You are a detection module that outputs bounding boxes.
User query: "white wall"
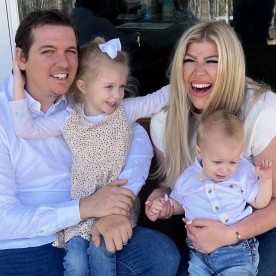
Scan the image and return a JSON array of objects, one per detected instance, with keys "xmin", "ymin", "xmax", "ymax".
[{"xmin": 0, "ymin": 0, "xmax": 19, "ymax": 83}]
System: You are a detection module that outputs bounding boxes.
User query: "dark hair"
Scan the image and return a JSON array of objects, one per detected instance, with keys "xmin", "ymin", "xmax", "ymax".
[{"xmin": 15, "ymin": 9, "xmax": 79, "ymax": 60}]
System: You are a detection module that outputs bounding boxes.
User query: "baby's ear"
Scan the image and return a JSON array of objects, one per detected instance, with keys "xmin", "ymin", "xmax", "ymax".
[{"xmin": 76, "ymin": 79, "xmax": 87, "ymax": 95}]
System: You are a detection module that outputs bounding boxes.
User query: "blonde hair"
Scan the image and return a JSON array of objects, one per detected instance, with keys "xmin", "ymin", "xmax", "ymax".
[
  {"xmin": 197, "ymin": 110, "xmax": 244, "ymax": 148},
  {"xmin": 160, "ymin": 21, "xmax": 268, "ymax": 187},
  {"xmin": 68, "ymin": 37, "xmax": 135, "ymax": 104}
]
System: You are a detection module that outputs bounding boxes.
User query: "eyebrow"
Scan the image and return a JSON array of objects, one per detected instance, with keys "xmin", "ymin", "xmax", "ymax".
[{"xmin": 184, "ymin": 53, "xmax": 219, "ymax": 60}]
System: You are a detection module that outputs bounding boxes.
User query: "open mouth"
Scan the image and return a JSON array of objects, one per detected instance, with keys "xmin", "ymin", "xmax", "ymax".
[
  {"xmin": 191, "ymin": 83, "xmax": 212, "ymax": 93},
  {"xmin": 51, "ymin": 73, "xmax": 68, "ymax": 80}
]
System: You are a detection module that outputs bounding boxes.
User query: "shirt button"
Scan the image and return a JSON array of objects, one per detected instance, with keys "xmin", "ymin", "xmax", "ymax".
[
  {"xmin": 39, "ymin": 230, "xmax": 44, "ymax": 235},
  {"xmin": 208, "ymin": 189, "xmax": 212, "ymax": 193},
  {"xmin": 230, "ymin": 184, "xmax": 234, "ymax": 188},
  {"xmin": 225, "ymin": 219, "xmax": 229, "ymax": 223},
  {"xmin": 215, "ymin": 206, "xmax": 219, "ymax": 210}
]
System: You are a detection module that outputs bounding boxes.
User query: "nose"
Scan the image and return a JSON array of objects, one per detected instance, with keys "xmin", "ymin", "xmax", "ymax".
[
  {"xmin": 194, "ymin": 62, "xmax": 206, "ymax": 75},
  {"xmin": 54, "ymin": 52, "xmax": 70, "ymax": 68},
  {"xmin": 113, "ymin": 89, "xmax": 121, "ymax": 100},
  {"xmin": 219, "ymin": 164, "xmax": 230, "ymax": 174}
]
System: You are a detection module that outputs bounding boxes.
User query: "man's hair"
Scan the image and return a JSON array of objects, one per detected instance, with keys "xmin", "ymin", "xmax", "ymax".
[{"xmin": 15, "ymin": 9, "xmax": 79, "ymax": 60}]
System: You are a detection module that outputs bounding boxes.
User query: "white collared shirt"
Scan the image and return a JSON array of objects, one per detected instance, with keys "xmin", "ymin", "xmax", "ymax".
[
  {"xmin": 170, "ymin": 157, "xmax": 259, "ymax": 225},
  {"xmin": 0, "ymin": 73, "xmax": 154, "ymax": 249}
]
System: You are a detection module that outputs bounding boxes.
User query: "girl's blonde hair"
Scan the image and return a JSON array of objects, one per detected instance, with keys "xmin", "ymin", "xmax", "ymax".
[
  {"xmin": 160, "ymin": 21, "xmax": 269, "ymax": 187},
  {"xmin": 68, "ymin": 37, "xmax": 136, "ymax": 103}
]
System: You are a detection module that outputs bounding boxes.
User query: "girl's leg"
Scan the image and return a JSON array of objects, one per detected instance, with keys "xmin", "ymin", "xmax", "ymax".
[
  {"xmin": 88, "ymin": 237, "xmax": 116, "ymax": 276},
  {"xmin": 63, "ymin": 236, "xmax": 89, "ymax": 276}
]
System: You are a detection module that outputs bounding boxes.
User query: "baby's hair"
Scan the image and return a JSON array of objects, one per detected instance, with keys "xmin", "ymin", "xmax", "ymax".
[
  {"xmin": 197, "ymin": 110, "xmax": 244, "ymax": 146},
  {"xmin": 68, "ymin": 37, "xmax": 137, "ymax": 104}
]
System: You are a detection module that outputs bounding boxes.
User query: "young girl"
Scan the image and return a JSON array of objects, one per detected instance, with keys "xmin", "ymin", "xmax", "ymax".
[
  {"xmin": 10, "ymin": 37, "xmax": 169, "ymax": 275},
  {"xmin": 148, "ymin": 110, "xmax": 272, "ymax": 275}
]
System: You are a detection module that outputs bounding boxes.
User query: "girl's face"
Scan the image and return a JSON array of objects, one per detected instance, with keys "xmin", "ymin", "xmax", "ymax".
[
  {"xmin": 77, "ymin": 62, "xmax": 128, "ymax": 116},
  {"xmin": 183, "ymin": 41, "xmax": 218, "ymax": 111}
]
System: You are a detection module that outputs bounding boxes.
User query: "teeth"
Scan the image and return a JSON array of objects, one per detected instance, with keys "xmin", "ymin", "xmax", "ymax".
[
  {"xmin": 52, "ymin": 74, "xmax": 67, "ymax": 79},
  {"xmin": 192, "ymin": 83, "xmax": 211, "ymax": 88}
]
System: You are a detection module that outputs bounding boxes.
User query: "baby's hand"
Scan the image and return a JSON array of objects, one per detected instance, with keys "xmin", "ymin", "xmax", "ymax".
[
  {"xmin": 255, "ymin": 160, "xmax": 273, "ymax": 180},
  {"xmin": 148, "ymin": 197, "xmax": 166, "ymax": 216}
]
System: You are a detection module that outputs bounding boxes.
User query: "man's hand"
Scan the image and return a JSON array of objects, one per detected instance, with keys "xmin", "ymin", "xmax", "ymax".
[
  {"xmin": 92, "ymin": 215, "xmax": 132, "ymax": 253},
  {"xmin": 80, "ymin": 179, "xmax": 135, "ymax": 220}
]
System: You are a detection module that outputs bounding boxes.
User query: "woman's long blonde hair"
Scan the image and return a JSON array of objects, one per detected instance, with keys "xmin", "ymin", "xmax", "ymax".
[{"xmin": 160, "ymin": 21, "xmax": 268, "ymax": 188}]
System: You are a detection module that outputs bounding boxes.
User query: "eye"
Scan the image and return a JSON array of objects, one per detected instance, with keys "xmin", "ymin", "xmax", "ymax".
[
  {"xmin": 41, "ymin": 50, "xmax": 54, "ymax": 55},
  {"xmin": 66, "ymin": 49, "xmax": 78, "ymax": 55},
  {"xmin": 105, "ymin": 85, "xmax": 113, "ymax": 89},
  {"xmin": 183, "ymin": 58, "xmax": 195, "ymax": 63},
  {"xmin": 206, "ymin": 59, "xmax": 218, "ymax": 64},
  {"xmin": 213, "ymin": 161, "xmax": 222, "ymax": 164},
  {"xmin": 229, "ymin": 161, "xmax": 237, "ymax": 165}
]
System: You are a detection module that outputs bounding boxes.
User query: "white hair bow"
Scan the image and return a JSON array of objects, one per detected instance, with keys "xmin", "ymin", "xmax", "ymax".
[{"xmin": 99, "ymin": 38, "xmax": 122, "ymax": 59}]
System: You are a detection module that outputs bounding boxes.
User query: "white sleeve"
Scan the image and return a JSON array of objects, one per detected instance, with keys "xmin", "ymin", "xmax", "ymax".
[
  {"xmin": 150, "ymin": 109, "xmax": 167, "ymax": 153},
  {"xmin": 123, "ymin": 85, "xmax": 170, "ymax": 124},
  {"xmin": 242, "ymin": 91, "xmax": 276, "ymax": 158},
  {"xmin": 118, "ymin": 122, "xmax": 153, "ymax": 195},
  {"xmin": 9, "ymin": 99, "xmax": 69, "ymax": 139},
  {"xmin": 0, "ymin": 136, "xmax": 80, "ymax": 240}
]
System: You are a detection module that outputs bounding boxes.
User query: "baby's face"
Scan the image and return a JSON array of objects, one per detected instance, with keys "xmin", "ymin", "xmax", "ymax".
[{"xmin": 196, "ymin": 135, "xmax": 243, "ymax": 182}]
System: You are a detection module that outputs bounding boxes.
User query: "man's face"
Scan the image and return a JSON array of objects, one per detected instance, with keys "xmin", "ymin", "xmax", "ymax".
[{"xmin": 18, "ymin": 24, "xmax": 78, "ymax": 106}]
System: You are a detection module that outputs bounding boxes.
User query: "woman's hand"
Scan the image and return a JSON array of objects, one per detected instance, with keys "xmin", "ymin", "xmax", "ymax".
[{"xmin": 185, "ymin": 218, "xmax": 237, "ymax": 253}]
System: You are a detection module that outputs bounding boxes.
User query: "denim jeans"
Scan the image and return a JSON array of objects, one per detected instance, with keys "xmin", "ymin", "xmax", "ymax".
[
  {"xmin": 65, "ymin": 226, "xmax": 180, "ymax": 276},
  {"xmin": 185, "ymin": 237, "xmax": 259, "ymax": 275},
  {"xmin": 0, "ymin": 243, "xmax": 65, "ymax": 276},
  {"xmin": 257, "ymin": 228, "xmax": 276, "ymax": 276}
]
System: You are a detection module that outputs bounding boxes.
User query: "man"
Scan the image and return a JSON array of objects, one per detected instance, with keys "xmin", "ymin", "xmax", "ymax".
[{"xmin": 0, "ymin": 9, "xmax": 179, "ymax": 275}]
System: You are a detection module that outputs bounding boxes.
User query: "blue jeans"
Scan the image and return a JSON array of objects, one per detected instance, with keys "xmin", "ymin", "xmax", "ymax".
[
  {"xmin": 0, "ymin": 243, "xmax": 65, "ymax": 276},
  {"xmin": 63, "ymin": 235, "xmax": 116, "ymax": 275},
  {"xmin": 185, "ymin": 237, "xmax": 259, "ymax": 275},
  {"xmin": 257, "ymin": 228, "xmax": 276, "ymax": 276},
  {"xmin": 64, "ymin": 226, "xmax": 180, "ymax": 276}
]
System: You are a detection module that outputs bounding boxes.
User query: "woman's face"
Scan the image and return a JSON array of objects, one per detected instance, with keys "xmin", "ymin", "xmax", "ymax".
[{"xmin": 183, "ymin": 41, "xmax": 218, "ymax": 111}]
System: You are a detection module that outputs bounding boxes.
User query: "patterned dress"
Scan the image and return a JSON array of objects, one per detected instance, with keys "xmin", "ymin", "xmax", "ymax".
[{"xmin": 53, "ymin": 103, "xmax": 140, "ymax": 247}]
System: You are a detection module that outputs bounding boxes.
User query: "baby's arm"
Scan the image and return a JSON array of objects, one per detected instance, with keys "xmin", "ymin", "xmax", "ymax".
[{"xmin": 250, "ymin": 160, "xmax": 273, "ymax": 209}]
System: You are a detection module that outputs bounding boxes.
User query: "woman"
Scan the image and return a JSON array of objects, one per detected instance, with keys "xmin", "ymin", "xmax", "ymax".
[{"xmin": 145, "ymin": 21, "xmax": 276, "ymax": 275}]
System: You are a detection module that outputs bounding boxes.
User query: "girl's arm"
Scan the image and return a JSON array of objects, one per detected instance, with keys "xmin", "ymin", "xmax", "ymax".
[
  {"xmin": 123, "ymin": 85, "xmax": 169, "ymax": 123},
  {"xmin": 250, "ymin": 160, "xmax": 273, "ymax": 209},
  {"xmin": 13, "ymin": 58, "xmax": 25, "ymax": 100},
  {"xmin": 10, "ymin": 58, "xmax": 69, "ymax": 139}
]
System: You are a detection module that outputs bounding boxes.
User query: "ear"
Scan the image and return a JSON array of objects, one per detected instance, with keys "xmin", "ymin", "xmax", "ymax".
[
  {"xmin": 76, "ymin": 79, "xmax": 87, "ymax": 95},
  {"xmin": 15, "ymin": 47, "xmax": 27, "ymax": 71},
  {"xmin": 195, "ymin": 144, "xmax": 202, "ymax": 158}
]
